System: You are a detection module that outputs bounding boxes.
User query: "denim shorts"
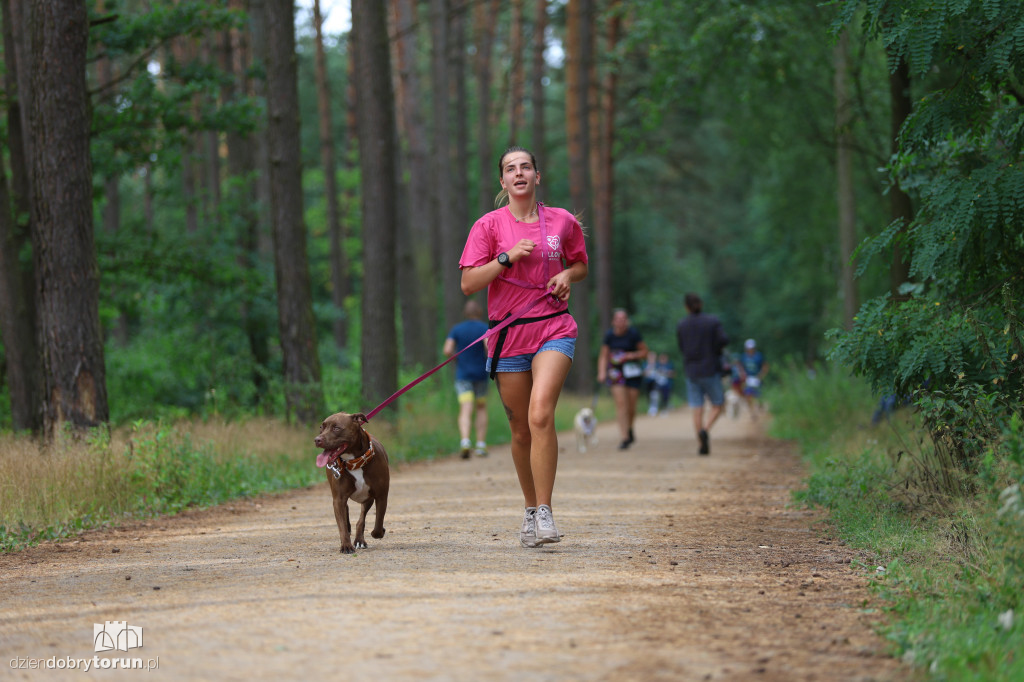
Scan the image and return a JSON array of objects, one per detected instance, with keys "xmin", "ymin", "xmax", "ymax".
[
  {"xmin": 686, "ymin": 374, "xmax": 725, "ymax": 407},
  {"xmin": 486, "ymin": 337, "xmax": 576, "ymax": 373}
]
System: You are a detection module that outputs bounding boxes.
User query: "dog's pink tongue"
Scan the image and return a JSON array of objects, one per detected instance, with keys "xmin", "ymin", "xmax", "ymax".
[{"xmin": 315, "ymin": 445, "xmax": 347, "ymax": 468}]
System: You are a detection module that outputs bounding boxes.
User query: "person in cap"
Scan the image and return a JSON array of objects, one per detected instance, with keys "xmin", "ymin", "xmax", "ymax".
[{"xmin": 740, "ymin": 338, "xmax": 769, "ymax": 418}]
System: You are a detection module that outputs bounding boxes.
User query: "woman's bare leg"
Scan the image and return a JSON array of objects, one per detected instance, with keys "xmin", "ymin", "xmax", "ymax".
[
  {"xmin": 610, "ymin": 383, "xmax": 630, "ymax": 442},
  {"xmin": 626, "ymin": 386, "xmax": 639, "ymax": 435},
  {"xmin": 495, "ymin": 371, "xmax": 535, "ymax": 506},
  {"xmin": 527, "ymin": 351, "xmax": 573, "ymax": 507}
]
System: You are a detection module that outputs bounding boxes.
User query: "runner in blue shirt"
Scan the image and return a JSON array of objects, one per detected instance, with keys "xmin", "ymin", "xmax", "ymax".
[
  {"xmin": 443, "ymin": 300, "xmax": 491, "ymax": 458},
  {"xmin": 740, "ymin": 338, "xmax": 769, "ymax": 418}
]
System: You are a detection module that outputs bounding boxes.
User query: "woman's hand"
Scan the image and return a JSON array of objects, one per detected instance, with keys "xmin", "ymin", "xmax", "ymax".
[
  {"xmin": 547, "ymin": 269, "xmax": 574, "ymax": 301},
  {"xmin": 460, "ymin": 239, "xmax": 537, "ymax": 295},
  {"xmin": 509, "ymin": 239, "xmax": 535, "ymax": 263},
  {"xmin": 547, "ymin": 260, "xmax": 587, "ymax": 302}
]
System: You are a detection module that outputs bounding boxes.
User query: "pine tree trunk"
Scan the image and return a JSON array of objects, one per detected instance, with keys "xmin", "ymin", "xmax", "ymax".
[
  {"xmin": 888, "ymin": 54, "xmax": 913, "ymax": 300},
  {"xmin": 171, "ymin": 38, "xmax": 201, "ymax": 234},
  {"xmin": 30, "ymin": 0, "xmax": 109, "ymax": 437},
  {"xmin": 391, "ymin": 0, "xmax": 438, "ymax": 369},
  {"xmin": 591, "ymin": 4, "xmax": 619, "ymax": 334},
  {"xmin": 313, "ymin": 0, "xmax": 350, "ymax": 349},
  {"xmin": 508, "ymin": 0, "xmax": 525, "ymax": 144},
  {"xmin": 450, "ymin": 0, "xmax": 470, "ymax": 261},
  {"xmin": 94, "ymin": 20, "xmax": 129, "ymax": 346},
  {"xmin": 95, "ymin": 51, "xmax": 120, "ymax": 237},
  {"xmin": 352, "ymin": 0, "xmax": 400, "ymax": 410},
  {"xmin": 530, "ymin": 0, "xmax": 547, "ymax": 181},
  {"xmin": 224, "ymin": 0, "xmax": 271, "ymax": 407},
  {"xmin": 565, "ymin": 0, "xmax": 594, "ymax": 394},
  {"xmin": 249, "ymin": 0, "xmax": 273, "ymax": 255},
  {"xmin": 201, "ymin": 37, "xmax": 222, "ymax": 217},
  {"xmin": 264, "ymin": 0, "xmax": 324, "ymax": 423},
  {"xmin": 0, "ymin": 0, "xmax": 42, "ymax": 432},
  {"xmin": 473, "ymin": 0, "xmax": 499, "ymax": 217},
  {"xmin": 6, "ymin": 0, "xmax": 32, "ymax": 166},
  {"xmin": 834, "ymin": 29, "xmax": 857, "ymax": 330},
  {"xmin": 0, "ymin": 118, "xmax": 41, "ymax": 432},
  {"xmin": 431, "ymin": 0, "xmax": 462, "ymax": 331}
]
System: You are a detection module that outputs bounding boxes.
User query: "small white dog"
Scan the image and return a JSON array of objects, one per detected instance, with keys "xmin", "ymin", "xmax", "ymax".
[
  {"xmin": 573, "ymin": 407, "xmax": 598, "ymax": 452},
  {"xmin": 725, "ymin": 388, "xmax": 742, "ymax": 419}
]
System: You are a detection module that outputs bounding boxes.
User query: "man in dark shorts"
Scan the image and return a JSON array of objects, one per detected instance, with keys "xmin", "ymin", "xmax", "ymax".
[{"xmin": 675, "ymin": 293, "xmax": 729, "ymax": 455}]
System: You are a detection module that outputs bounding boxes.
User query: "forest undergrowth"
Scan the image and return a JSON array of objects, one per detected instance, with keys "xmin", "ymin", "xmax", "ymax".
[{"xmin": 770, "ymin": 361, "xmax": 1023, "ymax": 681}]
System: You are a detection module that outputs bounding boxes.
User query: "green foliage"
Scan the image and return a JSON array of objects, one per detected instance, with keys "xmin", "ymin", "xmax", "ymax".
[
  {"xmin": 97, "ymin": 201, "xmax": 280, "ymax": 420},
  {"xmin": 123, "ymin": 421, "xmax": 316, "ymax": 515},
  {"xmin": 0, "ymin": 517, "xmax": 99, "ymax": 554},
  {"xmin": 830, "ymin": 0, "xmax": 1024, "ymax": 473},
  {"xmin": 768, "ymin": 358, "xmax": 878, "ymax": 455},
  {"xmin": 90, "ymin": 1, "xmax": 257, "ymax": 178},
  {"xmin": 830, "ymin": 286, "xmax": 1022, "ymax": 481},
  {"xmin": 625, "ymin": 1, "xmax": 893, "ymax": 362},
  {"xmin": 12, "ymin": 0, "xmax": 899, "ymax": 426},
  {"xmin": 772, "ymin": 362, "xmax": 1024, "ymax": 680}
]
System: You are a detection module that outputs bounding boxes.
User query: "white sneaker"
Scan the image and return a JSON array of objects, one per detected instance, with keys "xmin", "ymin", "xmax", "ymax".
[
  {"xmin": 534, "ymin": 504, "xmax": 560, "ymax": 544},
  {"xmin": 520, "ymin": 507, "xmax": 539, "ymax": 547},
  {"xmin": 460, "ymin": 438, "xmax": 472, "ymax": 459},
  {"xmin": 474, "ymin": 441, "xmax": 488, "ymax": 457}
]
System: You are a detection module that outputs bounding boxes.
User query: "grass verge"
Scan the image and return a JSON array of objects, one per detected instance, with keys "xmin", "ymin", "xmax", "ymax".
[
  {"xmin": 769, "ymin": 360, "xmax": 1023, "ymax": 681},
  {"xmin": 1, "ymin": 376, "xmax": 614, "ymax": 553}
]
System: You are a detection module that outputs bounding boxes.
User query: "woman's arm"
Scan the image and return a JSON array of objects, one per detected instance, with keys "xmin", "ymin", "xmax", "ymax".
[
  {"xmin": 460, "ymin": 261, "xmax": 501, "ymax": 296},
  {"xmin": 460, "ymin": 238, "xmax": 537, "ymax": 295}
]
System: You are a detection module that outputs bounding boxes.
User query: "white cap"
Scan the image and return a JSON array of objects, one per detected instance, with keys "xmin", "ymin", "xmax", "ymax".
[{"xmin": 744, "ymin": 339, "xmax": 756, "ymax": 349}]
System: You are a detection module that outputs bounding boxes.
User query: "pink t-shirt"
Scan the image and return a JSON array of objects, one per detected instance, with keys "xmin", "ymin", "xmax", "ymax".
[{"xmin": 459, "ymin": 204, "xmax": 588, "ymax": 358}]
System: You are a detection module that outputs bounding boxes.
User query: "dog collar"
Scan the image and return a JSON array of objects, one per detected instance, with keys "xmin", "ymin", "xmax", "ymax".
[
  {"xmin": 341, "ymin": 438, "xmax": 377, "ymax": 471},
  {"xmin": 324, "ymin": 435, "xmax": 377, "ymax": 479}
]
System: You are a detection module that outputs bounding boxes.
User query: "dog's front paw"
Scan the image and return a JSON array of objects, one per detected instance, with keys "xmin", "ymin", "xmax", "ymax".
[
  {"xmin": 340, "ymin": 543, "xmax": 356, "ymax": 554},
  {"xmin": 353, "ymin": 539, "xmax": 368, "ymax": 549},
  {"xmin": 370, "ymin": 527, "xmax": 385, "ymax": 539}
]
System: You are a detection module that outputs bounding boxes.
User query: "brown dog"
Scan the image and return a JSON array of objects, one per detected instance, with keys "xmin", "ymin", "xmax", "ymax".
[{"xmin": 314, "ymin": 412, "xmax": 390, "ymax": 554}]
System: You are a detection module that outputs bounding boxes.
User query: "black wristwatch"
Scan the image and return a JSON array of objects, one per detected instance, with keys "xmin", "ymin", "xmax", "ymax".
[{"xmin": 497, "ymin": 252, "xmax": 513, "ymax": 268}]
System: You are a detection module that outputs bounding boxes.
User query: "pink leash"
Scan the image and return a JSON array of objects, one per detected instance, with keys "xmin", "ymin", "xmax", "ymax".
[{"xmin": 364, "ymin": 288, "xmax": 554, "ymax": 421}]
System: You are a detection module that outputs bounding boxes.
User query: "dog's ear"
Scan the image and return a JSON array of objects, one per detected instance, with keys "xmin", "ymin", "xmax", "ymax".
[{"xmin": 351, "ymin": 412, "xmax": 368, "ymax": 425}]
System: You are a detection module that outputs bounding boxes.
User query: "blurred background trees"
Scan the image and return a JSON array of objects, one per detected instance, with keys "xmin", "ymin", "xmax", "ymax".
[{"xmin": 0, "ymin": 0, "xmax": 1020, "ymax": 464}]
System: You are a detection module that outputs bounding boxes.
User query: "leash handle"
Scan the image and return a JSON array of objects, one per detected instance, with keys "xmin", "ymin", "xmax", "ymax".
[{"xmin": 364, "ymin": 288, "xmax": 552, "ymax": 421}]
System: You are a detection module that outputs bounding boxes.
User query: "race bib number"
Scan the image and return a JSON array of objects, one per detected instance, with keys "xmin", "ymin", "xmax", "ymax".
[{"xmin": 623, "ymin": 362, "xmax": 643, "ymax": 379}]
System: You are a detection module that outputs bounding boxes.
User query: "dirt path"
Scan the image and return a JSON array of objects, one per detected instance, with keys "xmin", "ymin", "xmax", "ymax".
[{"xmin": 2, "ymin": 410, "xmax": 907, "ymax": 681}]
